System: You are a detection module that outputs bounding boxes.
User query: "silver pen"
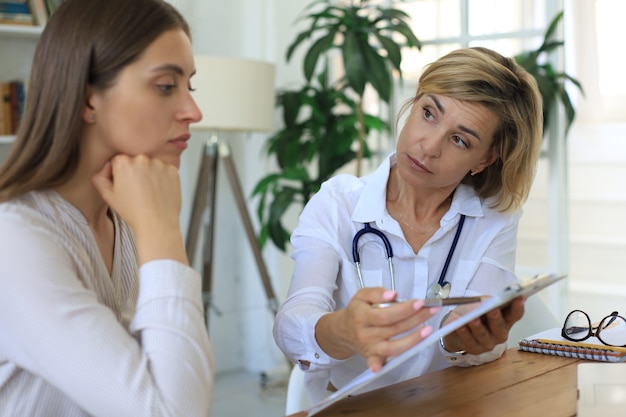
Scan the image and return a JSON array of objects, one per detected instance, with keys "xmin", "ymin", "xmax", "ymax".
[{"xmin": 373, "ymin": 296, "xmax": 484, "ymax": 309}]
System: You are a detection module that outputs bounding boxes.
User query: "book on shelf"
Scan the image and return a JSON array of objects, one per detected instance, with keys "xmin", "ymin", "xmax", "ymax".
[
  {"xmin": 9, "ymin": 80, "xmax": 23, "ymax": 134},
  {"xmin": 0, "ymin": 80, "xmax": 25, "ymax": 136},
  {"xmin": 0, "ymin": 11, "xmax": 34, "ymax": 25},
  {"xmin": 0, "ymin": 82, "xmax": 10, "ymax": 135},
  {"xmin": 0, "ymin": 0, "xmax": 34, "ymax": 25},
  {"xmin": 518, "ymin": 327, "xmax": 626, "ymax": 363},
  {"xmin": 0, "ymin": 1, "xmax": 31, "ymax": 14},
  {"xmin": 0, "ymin": 0, "xmax": 59, "ymax": 27}
]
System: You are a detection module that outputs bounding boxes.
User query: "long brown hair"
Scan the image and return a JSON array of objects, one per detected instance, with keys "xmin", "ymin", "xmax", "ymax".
[{"xmin": 0, "ymin": 0, "xmax": 190, "ymax": 202}]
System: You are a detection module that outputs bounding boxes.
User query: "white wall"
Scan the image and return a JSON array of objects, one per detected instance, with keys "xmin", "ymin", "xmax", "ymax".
[{"xmin": 169, "ymin": 0, "xmax": 311, "ymax": 375}]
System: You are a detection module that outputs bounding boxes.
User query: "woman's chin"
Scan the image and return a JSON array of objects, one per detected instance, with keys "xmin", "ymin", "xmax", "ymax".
[{"xmin": 156, "ymin": 154, "xmax": 181, "ymax": 169}]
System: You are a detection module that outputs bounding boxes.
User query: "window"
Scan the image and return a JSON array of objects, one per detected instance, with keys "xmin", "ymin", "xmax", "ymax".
[
  {"xmin": 397, "ymin": 0, "xmax": 550, "ymax": 77},
  {"xmin": 565, "ymin": 0, "xmax": 626, "ymax": 123}
]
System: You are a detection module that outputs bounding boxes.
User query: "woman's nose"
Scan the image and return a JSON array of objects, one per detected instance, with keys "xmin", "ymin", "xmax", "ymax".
[
  {"xmin": 183, "ymin": 91, "xmax": 203, "ymax": 124},
  {"xmin": 420, "ymin": 133, "xmax": 443, "ymax": 158}
]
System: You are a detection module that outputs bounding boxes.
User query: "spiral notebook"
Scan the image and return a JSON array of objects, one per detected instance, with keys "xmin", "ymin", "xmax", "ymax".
[{"xmin": 518, "ymin": 327, "xmax": 626, "ymax": 362}]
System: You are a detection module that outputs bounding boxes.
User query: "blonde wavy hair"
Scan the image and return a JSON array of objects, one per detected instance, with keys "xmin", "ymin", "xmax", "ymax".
[{"xmin": 399, "ymin": 47, "xmax": 543, "ymax": 212}]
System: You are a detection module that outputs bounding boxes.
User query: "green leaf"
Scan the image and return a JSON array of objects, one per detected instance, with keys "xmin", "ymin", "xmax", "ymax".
[
  {"xmin": 537, "ymin": 40, "xmax": 564, "ymax": 55},
  {"xmin": 374, "ymin": 7, "xmax": 412, "ymax": 24},
  {"xmin": 254, "ymin": 0, "xmax": 424, "ymax": 251},
  {"xmin": 267, "ymin": 221, "xmax": 287, "ymax": 251},
  {"xmin": 342, "ymin": 31, "xmax": 367, "ymax": 96},
  {"xmin": 363, "ymin": 113, "xmax": 390, "ymax": 132},
  {"xmin": 557, "ymin": 85, "xmax": 576, "ymax": 134},
  {"xmin": 251, "ymin": 173, "xmax": 282, "ymax": 197},
  {"xmin": 374, "ymin": 32, "xmax": 402, "ymax": 72},
  {"xmin": 542, "ymin": 10, "xmax": 563, "ymax": 46},
  {"xmin": 361, "ymin": 41, "xmax": 392, "ymax": 101},
  {"xmin": 280, "ymin": 91, "xmax": 302, "ymax": 128},
  {"xmin": 286, "ymin": 31, "xmax": 313, "ymax": 62},
  {"xmin": 258, "ymin": 224, "xmax": 269, "ymax": 249},
  {"xmin": 283, "ymin": 166, "xmax": 311, "ymax": 182},
  {"xmin": 268, "ymin": 188, "xmax": 299, "ymax": 250},
  {"xmin": 385, "ymin": 20, "xmax": 422, "ymax": 49},
  {"xmin": 303, "ymin": 33, "xmax": 335, "ymax": 81},
  {"xmin": 558, "ymin": 72, "xmax": 585, "ymax": 95}
]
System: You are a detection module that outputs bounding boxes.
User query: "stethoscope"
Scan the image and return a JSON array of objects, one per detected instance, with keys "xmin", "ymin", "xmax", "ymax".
[{"xmin": 352, "ymin": 214, "xmax": 466, "ymax": 299}]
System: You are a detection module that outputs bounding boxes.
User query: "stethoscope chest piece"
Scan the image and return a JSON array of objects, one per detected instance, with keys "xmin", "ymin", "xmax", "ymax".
[{"xmin": 429, "ymin": 281, "xmax": 451, "ymax": 299}]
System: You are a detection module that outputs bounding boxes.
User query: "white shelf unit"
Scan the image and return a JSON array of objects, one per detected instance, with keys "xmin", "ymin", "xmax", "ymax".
[
  {"xmin": 1, "ymin": 24, "xmax": 41, "ymax": 162},
  {"xmin": 0, "ymin": 136, "xmax": 14, "ymax": 163},
  {"xmin": 0, "ymin": 23, "xmax": 43, "ymax": 39},
  {"xmin": 0, "ymin": 23, "xmax": 41, "ymax": 79},
  {"xmin": 0, "ymin": 135, "xmax": 15, "ymax": 144}
]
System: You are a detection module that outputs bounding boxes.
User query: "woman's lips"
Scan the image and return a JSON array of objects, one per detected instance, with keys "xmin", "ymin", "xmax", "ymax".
[
  {"xmin": 169, "ymin": 140, "xmax": 188, "ymax": 150},
  {"xmin": 169, "ymin": 134, "xmax": 190, "ymax": 150},
  {"xmin": 407, "ymin": 155, "xmax": 432, "ymax": 174}
]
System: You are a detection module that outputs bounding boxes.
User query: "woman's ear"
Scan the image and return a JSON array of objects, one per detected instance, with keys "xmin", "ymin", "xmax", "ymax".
[
  {"xmin": 471, "ymin": 152, "xmax": 499, "ymax": 176},
  {"xmin": 82, "ymin": 86, "xmax": 96, "ymax": 123}
]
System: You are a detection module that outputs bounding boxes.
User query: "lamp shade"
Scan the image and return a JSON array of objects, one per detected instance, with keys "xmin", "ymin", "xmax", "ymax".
[{"xmin": 192, "ymin": 55, "xmax": 275, "ymax": 132}]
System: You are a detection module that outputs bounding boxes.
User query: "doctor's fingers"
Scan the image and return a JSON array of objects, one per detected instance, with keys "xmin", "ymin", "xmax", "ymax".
[
  {"xmin": 368, "ymin": 308, "xmax": 439, "ymax": 341},
  {"xmin": 366, "ymin": 355, "xmax": 387, "ymax": 373},
  {"xmin": 364, "ymin": 325, "xmax": 435, "ymax": 372},
  {"xmin": 367, "ymin": 300, "xmax": 439, "ymax": 327},
  {"xmin": 455, "ymin": 316, "xmax": 502, "ymax": 354},
  {"xmin": 453, "ymin": 324, "xmax": 488, "ymax": 354},
  {"xmin": 349, "ymin": 313, "xmax": 431, "ymax": 358},
  {"xmin": 501, "ymin": 297, "xmax": 525, "ymax": 326},
  {"xmin": 352, "ymin": 287, "xmax": 398, "ymax": 305}
]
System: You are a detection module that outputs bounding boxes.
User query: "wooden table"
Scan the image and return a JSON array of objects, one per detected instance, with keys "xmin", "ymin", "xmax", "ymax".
[{"xmin": 287, "ymin": 348, "xmax": 582, "ymax": 417}]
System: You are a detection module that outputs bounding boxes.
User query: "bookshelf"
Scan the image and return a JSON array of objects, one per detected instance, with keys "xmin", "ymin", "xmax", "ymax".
[
  {"xmin": 1, "ymin": 0, "xmax": 64, "ymax": 158},
  {"xmin": 0, "ymin": 20, "xmax": 42, "ymax": 160}
]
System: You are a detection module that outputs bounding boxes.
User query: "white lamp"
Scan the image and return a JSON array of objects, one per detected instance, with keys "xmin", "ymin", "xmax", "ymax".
[
  {"xmin": 192, "ymin": 56, "xmax": 275, "ymax": 131},
  {"xmin": 187, "ymin": 56, "xmax": 277, "ymax": 324}
]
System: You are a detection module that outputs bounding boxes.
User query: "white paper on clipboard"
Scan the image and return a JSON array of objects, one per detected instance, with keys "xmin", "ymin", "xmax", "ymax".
[{"xmin": 307, "ymin": 273, "xmax": 567, "ymax": 416}]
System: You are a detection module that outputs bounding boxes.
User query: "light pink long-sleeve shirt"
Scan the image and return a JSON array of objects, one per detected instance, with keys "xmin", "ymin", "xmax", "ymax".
[{"xmin": 0, "ymin": 190, "xmax": 213, "ymax": 417}]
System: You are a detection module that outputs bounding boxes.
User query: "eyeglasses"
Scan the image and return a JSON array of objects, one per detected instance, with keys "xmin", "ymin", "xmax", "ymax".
[{"xmin": 561, "ymin": 310, "xmax": 626, "ymax": 347}]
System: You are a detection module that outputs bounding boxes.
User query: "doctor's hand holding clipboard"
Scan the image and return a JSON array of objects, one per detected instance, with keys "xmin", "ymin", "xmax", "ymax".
[
  {"xmin": 439, "ymin": 295, "xmax": 525, "ymax": 356},
  {"xmin": 316, "ymin": 287, "xmax": 524, "ymax": 373}
]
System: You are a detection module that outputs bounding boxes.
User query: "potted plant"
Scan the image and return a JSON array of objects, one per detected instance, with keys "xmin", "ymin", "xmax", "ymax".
[
  {"xmin": 254, "ymin": 5, "xmax": 583, "ymax": 253},
  {"xmin": 514, "ymin": 10, "xmax": 583, "ymax": 135},
  {"xmin": 252, "ymin": 0, "xmax": 422, "ymax": 251}
]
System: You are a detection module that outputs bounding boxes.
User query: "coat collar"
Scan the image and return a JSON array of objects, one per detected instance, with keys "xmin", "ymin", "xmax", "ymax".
[{"xmin": 351, "ymin": 153, "xmax": 485, "ymax": 226}]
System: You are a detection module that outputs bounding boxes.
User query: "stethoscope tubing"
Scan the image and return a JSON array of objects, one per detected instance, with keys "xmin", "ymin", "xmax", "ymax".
[
  {"xmin": 439, "ymin": 214, "xmax": 465, "ymax": 284},
  {"xmin": 352, "ymin": 223, "xmax": 394, "ymax": 290},
  {"xmin": 352, "ymin": 214, "xmax": 466, "ymax": 297}
]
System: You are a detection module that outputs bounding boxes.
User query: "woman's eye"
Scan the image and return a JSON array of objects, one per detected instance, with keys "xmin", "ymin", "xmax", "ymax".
[
  {"xmin": 422, "ymin": 107, "xmax": 435, "ymax": 121},
  {"xmin": 157, "ymin": 84, "xmax": 176, "ymax": 94},
  {"xmin": 452, "ymin": 135, "xmax": 469, "ymax": 149}
]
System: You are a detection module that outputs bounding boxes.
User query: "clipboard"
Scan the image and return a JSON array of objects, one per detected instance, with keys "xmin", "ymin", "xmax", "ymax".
[{"xmin": 307, "ymin": 273, "xmax": 567, "ymax": 416}]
